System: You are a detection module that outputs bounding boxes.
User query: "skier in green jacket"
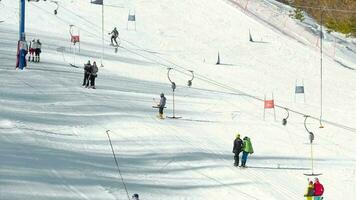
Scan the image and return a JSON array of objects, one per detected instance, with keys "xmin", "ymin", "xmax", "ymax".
[{"xmin": 241, "ymin": 136, "xmax": 253, "ymax": 167}]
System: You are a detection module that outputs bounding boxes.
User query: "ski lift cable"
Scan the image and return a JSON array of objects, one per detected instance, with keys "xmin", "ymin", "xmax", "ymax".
[{"xmin": 35, "ymin": 2, "xmax": 356, "ymax": 134}]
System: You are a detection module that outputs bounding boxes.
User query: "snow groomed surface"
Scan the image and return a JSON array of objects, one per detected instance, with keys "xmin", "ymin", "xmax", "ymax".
[{"xmin": 0, "ymin": 0, "xmax": 356, "ymax": 199}]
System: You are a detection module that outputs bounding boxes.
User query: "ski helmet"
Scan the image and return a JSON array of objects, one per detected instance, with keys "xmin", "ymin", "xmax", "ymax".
[
  {"xmin": 160, "ymin": 93, "xmax": 164, "ymax": 97},
  {"xmin": 132, "ymin": 193, "xmax": 139, "ymax": 198},
  {"xmin": 236, "ymin": 133, "xmax": 240, "ymax": 138}
]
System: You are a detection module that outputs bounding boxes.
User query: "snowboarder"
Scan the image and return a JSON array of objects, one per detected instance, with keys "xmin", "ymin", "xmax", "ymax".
[
  {"xmin": 313, "ymin": 178, "xmax": 324, "ymax": 200},
  {"xmin": 90, "ymin": 61, "xmax": 98, "ymax": 89},
  {"xmin": 82, "ymin": 60, "xmax": 91, "ymax": 87},
  {"xmin": 304, "ymin": 180, "xmax": 314, "ymax": 200},
  {"xmin": 131, "ymin": 193, "xmax": 139, "ymax": 200},
  {"xmin": 241, "ymin": 136, "xmax": 253, "ymax": 167},
  {"xmin": 232, "ymin": 133, "xmax": 243, "ymax": 167},
  {"xmin": 28, "ymin": 39, "xmax": 35, "ymax": 62},
  {"xmin": 157, "ymin": 93, "xmax": 166, "ymax": 119},
  {"xmin": 34, "ymin": 39, "xmax": 42, "ymax": 62},
  {"xmin": 109, "ymin": 27, "xmax": 119, "ymax": 46}
]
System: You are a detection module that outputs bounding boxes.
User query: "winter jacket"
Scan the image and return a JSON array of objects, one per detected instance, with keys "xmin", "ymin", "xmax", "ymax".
[
  {"xmin": 111, "ymin": 29, "xmax": 119, "ymax": 37},
  {"xmin": 304, "ymin": 184, "xmax": 314, "ymax": 197},
  {"xmin": 233, "ymin": 138, "xmax": 243, "ymax": 154},
  {"xmin": 91, "ymin": 64, "xmax": 98, "ymax": 76},
  {"xmin": 242, "ymin": 137, "xmax": 254, "ymax": 154},
  {"xmin": 84, "ymin": 63, "xmax": 91, "ymax": 74},
  {"xmin": 32, "ymin": 41, "xmax": 38, "ymax": 49},
  {"xmin": 313, "ymin": 181, "xmax": 324, "ymax": 196},
  {"xmin": 37, "ymin": 41, "xmax": 42, "ymax": 49},
  {"xmin": 159, "ymin": 96, "xmax": 166, "ymax": 108}
]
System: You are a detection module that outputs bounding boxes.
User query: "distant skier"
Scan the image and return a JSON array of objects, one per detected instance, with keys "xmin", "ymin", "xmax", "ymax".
[
  {"xmin": 232, "ymin": 133, "xmax": 243, "ymax": 167},
  {"xmin": 304, "ymin": 180, "xmax": 314, "ymax": 200},
  {"xmin": 109, "ymin": 27, "xmax": 119, "ymax": 46},
  {"xmin": 34, "ymin": 39, "xmax": 42, "ymax": 62},
  {"xmin": 131, "ymin": 193, "xmax": 139, "ymax": 200},
  {"xmin": 240, "ymin": 136, "xmax": 253, "ymax": 167},
  {"xmin": 28, "ymin": 39, "xmax": 35, "ymax": 62},
  {"xmin": 89, "ymin": 61, "xmax": 98, "ymax": 89},
  {"xmin": 82, "ymin": 60, "xmax": 91, "ymax": 87},
  {"xmin": 313, "ymin": 178, "xmax": 324, "ymax": 200},
  {"xmin": 157, "ymin": 93, "xmax": 166, "ymax": 119}
]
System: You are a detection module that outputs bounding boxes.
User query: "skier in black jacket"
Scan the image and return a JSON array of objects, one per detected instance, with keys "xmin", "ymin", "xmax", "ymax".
[
  {"xmin": 232, "ymin": 133, "xmax": 243, "ymax": 167},
  {"xmin": 82, "ymin": 60, "xmax": 91, "ymax": 87},
  {"xmin": 109, "ymin": 27, "xmax": 119, "ymax": 46}
]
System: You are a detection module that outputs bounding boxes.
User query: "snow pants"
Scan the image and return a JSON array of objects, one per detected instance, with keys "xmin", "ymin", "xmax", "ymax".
[
  {"xmin": 83, "ymin": 72, "xmax": 90, "ymax": 86},
  {"xmin": 111, "ymin": 36, "xmax": 118, "ymax": 46},
  {"xmin": 241, "ymin": 151, "xmax": 249, "ymax": 166},
  {"xmin": 234, "ymin": 152, "xmax": 241, "ymax": 166},
  {"xmin": 90, "ymin": 74, "xmax": 96, "ymax": 87},
  {"xmin": 314, "ymin": 196, "xmax": 322, "ymax": 200},
  {"xmin": 159, "ymin": 106, "xmax": 164, "ymax": 115}
]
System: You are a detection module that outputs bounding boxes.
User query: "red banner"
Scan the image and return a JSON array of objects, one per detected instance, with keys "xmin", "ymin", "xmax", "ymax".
[
  {"xmin": 71, "ymin": 35, "xmax": 80, "ymax": 44},
  {"xmin": 264, "ymin": 100, "xmax": 275, "ymax": 109}
]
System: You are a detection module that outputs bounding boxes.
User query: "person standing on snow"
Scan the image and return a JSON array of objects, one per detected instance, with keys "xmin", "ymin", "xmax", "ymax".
[
  {"xmin": 82, "ymin": 60, "xmax": 91, "ymax": 87},
  {"xmin": 16, "ymin": 37, "xmax": 28, "ymax": 69},
  {"xmin": 313, "ymin": 178, "xmax": 324, "ymax": 200},
  {"xmin": 109, "ymin": 27, "xmax": 119, "ymax": 46},
  {"xmin": 232, "ymin": 133, "xmax": 243, "ymax": 167},
  {"xmin": 131, "ymin": 193, "xmax": 140, "ymax": 200},
  {"xmin": 241, "ymin": 136, "xmax": 253, "ymax": 167},
  {"xmin": 28, "ymin": 39, "xmax": 35, "ymax": 62},
  {"xmin": 90, "ymin": 61, "xmax": 98, "ymax": 89},
  {"xmin": 34, "ymin": 39, "xmax": 42, "ymax": 62},
  {"xmin": 304, "ymin": 180, "xmax": 314, "ymax": 200},
  {"xmin": 157, "ymin": 93, "xmax": 166, "ymax": 119}
]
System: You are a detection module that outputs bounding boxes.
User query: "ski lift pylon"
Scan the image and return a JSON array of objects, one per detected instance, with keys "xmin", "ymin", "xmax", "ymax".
[
  {"xmin": 167, "ymin": 67, "xmax": 181, "ymax": 119},
  {"xmin": 303, "ymin": 115, "xmax": 322, "ymax": 176}
]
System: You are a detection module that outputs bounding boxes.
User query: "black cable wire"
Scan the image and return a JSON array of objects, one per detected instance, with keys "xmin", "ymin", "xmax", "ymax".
[{"xmin": 105, "ymin": 130, "xmax": 131, "ymax": 200}]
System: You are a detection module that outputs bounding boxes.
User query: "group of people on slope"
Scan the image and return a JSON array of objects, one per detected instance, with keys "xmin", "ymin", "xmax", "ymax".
[
  {"xmin": 305, "ymin": 177, "xmax": 324, "ymax": 200},
  {"xmin": 232, "ymin": 133, "xmax": 254, "ymax": 168},
  {"xmin": 16, "ymin": 37, "xmax": 42, "ymax": 69},
  {"xmin": 28, "ymin": 39, "xmax": 42, "ymax": 62},
  {"xmin": 82, "ymin": 60, "xmax": 98, "ymax": 89}
]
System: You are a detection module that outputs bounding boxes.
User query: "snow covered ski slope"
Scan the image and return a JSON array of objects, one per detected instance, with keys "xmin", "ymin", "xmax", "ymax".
[{"xmin": 1, "ymin": 0, "xmax": 356, "ymax": 199}]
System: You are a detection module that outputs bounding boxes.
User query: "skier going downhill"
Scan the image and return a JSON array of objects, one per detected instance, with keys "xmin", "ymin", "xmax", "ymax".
[
  {"xmin": 109, "ymin": 27, "xmax": 119, "ymax": 46},
  {"xmin": 157, "ymin": 93, "xmax": 166, "ymax": 119},
  {"xmin": 232, "ymin": 133, "xmax": 243, "ymax": 167},
  {"xmin": 241, "ymin": 136, "xmax": 253, "ymax": 167}
]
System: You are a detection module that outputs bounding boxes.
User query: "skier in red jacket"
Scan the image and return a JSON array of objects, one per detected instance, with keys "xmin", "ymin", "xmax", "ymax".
[{"xmin": 313, "ymin": 178, "xmax": 324, "ymax": 200}]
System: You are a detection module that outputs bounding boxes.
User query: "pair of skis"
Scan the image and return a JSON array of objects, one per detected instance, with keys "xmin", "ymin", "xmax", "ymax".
[{"xmin": 152, "ymin": 98, "xmax": 181, "ymax": 119}]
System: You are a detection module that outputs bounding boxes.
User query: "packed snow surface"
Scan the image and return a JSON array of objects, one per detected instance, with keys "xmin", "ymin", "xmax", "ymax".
[{"xmin": 1, "ymin": 0, "xmax": 356, "ymax": 199}]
